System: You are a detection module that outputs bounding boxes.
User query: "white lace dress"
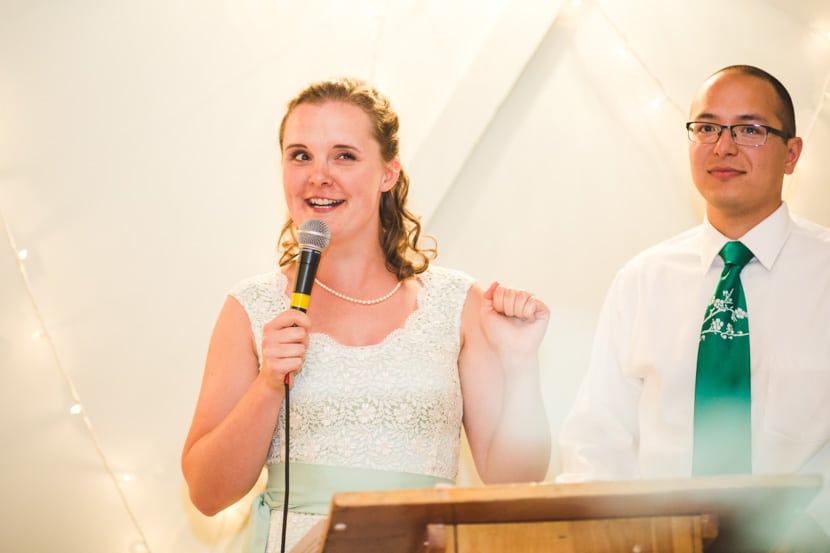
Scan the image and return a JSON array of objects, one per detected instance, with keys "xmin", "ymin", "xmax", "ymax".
[{"xmin": 230, "ymin": 265, "xmax": 474, "ymax": 551}]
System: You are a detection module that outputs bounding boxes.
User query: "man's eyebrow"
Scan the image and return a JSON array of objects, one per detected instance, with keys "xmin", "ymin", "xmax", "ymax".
[
  {"xmin": 692, "ymin": 112, "xmax": 771, "ymax": 123},
  {"xmin": 735, "ymin": 113, "xmax": 771, "ymax": 124}
]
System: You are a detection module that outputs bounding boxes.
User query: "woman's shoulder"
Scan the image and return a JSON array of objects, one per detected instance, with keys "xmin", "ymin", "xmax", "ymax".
[
  {"xmin": 421, "ymin": 264, "xmax": 476, "ymax": 291},
  {"xmin": 418, "ymin": 265, "xmax": 477, "ymax": 311},
  {"xmin": 227, "ymin": 270, "xmax": 290, "ymax": 332},
  {"xmin": 228, "ymin": 270, "xmax": 287, "ymax": 307}
]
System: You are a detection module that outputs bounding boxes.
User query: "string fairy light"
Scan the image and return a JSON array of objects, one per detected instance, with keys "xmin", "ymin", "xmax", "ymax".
[
  {"xmin": 588, "ymin": 0, "xmax": 687, "ymax": 118},
  {"xmin": 1, "ymin": 208, "xmax": 152, "ymax": 553},
  {"xmin": 799, "ymin": 67, "xmax": 830, "ymax": 145},
  {"xmin": 587, "ymin": 0, "xmax": 830, "ymax": 203},
  {"xmin": 591, "ymin": 0, "xmax": 830, "ymax": 136},
  {"xmin": 367, "ymin": 0, "xmax": 389, "ymax": 82},
  {"xmin": 781, "ymin": 66, "xmax": 830, "ymax": 201}
]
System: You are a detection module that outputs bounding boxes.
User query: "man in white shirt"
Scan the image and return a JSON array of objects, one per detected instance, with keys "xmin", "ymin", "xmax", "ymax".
[{"xmin": 558, "ymin": 65, "xmax": 830, "ymax": 548}]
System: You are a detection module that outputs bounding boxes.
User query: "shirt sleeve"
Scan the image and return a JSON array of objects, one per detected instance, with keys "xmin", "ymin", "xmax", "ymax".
[{"xmin": 556, "ymin": 266, "xmax": 643, "ymax": 482}]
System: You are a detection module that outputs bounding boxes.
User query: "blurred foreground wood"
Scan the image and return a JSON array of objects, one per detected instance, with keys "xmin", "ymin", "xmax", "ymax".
[{"xmin": 288, "ymin": 474, "xmax": 820, "ymax": 553}]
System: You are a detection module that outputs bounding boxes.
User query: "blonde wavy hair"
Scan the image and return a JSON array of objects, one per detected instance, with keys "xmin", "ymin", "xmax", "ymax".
[{"xmin": 276, "ymin": 77, "xmax": 436, "ymax": 280}]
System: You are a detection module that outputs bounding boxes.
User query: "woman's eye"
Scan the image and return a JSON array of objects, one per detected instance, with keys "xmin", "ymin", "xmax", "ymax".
[
  {"xmin": 289, "ymin": 151, "xmax": 310, "ymax": 161},
  {"xmin": 337, "ymin": 152, "xmax": 356, "ymax": 161}
]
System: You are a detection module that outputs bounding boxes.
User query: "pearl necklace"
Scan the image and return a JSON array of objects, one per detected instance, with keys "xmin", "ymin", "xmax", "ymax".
[{"xmin": 314, "ymin": 278, "xmax": 402, "ymax": 305}]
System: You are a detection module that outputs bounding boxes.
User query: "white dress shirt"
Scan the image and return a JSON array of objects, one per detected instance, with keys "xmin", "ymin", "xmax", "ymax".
[{"xmin": 558, "ymin": 202, "xmax": 830, "ymax": 533}]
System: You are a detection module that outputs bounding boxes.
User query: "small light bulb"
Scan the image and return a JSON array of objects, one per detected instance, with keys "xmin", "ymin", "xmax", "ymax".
[
  {"xmin": 70, "ymin": 403, "xmax": 83, "ymax": 415},
  {"xmin": 121, "ymin": 473, "xmax": 133, "ymax": 482},
  {"xmin": 650, "ymin": 97, "xmax": 663, "ymax": 110},
  {"xmin": 32, "ymin": 329, "xmax": 44, "ymax": 339},
  {"xmin": 362, "ymin": 1, "xmax": 383, "ymax": 18},
  {"xmin": 129, "ymin": 540, "xmax": 149, "ymax": 553},
  {"xmin": 17, "ymin": 249, "xmax": 28, "ymax": 260}
]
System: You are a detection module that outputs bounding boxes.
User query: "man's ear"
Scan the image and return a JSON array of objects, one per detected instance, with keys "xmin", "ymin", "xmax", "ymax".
[{"xmin": 784, "ymin": 136, "xmax": 803, "ymax": 175}]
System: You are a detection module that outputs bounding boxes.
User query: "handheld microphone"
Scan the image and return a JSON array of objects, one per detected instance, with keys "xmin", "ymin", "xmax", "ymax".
[
  {"xmin": 280, "ymin": 219, "xmax": 330, "ymax": 553},
  {"xmin": 291, "ymin": 219, "xmax": 331, "ymax": 312}
]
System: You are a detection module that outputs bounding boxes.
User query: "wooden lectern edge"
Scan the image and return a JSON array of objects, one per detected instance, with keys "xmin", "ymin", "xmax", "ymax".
[
  {"xmin": 297, "ymin": 474, "xmax": 821, "ymax": 553},
  {"xmin": 328, "ymin": 473, "xmax": 821, "ymax": 512}
]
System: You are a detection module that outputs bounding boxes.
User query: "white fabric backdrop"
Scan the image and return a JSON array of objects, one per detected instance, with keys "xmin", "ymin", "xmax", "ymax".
[{"xmin": 2, "ymin": 1, "xmax": 829, "ymax": 551}]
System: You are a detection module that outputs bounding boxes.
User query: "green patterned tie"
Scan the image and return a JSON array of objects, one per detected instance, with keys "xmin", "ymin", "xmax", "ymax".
[{"xmin": 693, "ymin": 241, "xmax": 754, "ymax": 475}]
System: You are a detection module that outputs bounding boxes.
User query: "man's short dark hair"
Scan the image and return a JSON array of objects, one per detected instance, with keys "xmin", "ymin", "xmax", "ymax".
[{"xmin": 714, "ymin": 65, "xmax": 796, "ymax": 139}]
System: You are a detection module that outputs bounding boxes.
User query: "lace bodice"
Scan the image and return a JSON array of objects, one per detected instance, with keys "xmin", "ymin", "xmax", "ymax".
[{"xmin": 230, "ymin": 265, "xmax": 474, "ymax": 480}]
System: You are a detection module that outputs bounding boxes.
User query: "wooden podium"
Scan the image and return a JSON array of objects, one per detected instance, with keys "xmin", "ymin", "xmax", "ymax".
[{"xmin": 290, "ymin": 474, "xmax": 821, "ymax": 553}]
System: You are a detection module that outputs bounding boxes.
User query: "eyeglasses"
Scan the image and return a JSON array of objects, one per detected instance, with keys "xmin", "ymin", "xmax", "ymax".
[{"xmin": 685, "ymin": 121, "xmax": 790, "ymax": 147}]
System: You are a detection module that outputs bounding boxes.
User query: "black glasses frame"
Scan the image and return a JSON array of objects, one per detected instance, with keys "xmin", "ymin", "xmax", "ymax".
[{"xmin": 685, "ymin": 121, "xmax": 790, "ymax": 146}]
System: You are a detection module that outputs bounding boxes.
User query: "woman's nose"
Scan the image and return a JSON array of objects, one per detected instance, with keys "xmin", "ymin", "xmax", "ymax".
[{"xmin": 309, "ymin": 161, "xmax": 331, "ymax": 185}]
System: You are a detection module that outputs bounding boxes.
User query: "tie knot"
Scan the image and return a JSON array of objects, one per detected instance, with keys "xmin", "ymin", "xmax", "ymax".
[{"xmin": 719, "ymin": 241, "xmax": 753, "ymax": 268}]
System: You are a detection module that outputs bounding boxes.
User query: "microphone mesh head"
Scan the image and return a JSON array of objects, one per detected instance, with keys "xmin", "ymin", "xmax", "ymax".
[{"xmin": 297, "ymin": 219, "xmax": 331, "ymax": 251}]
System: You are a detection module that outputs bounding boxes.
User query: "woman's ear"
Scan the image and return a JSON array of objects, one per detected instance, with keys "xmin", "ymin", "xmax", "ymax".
[{"xmin": 380, "ymin": 158, "xmax": 401, "ymax": 192}]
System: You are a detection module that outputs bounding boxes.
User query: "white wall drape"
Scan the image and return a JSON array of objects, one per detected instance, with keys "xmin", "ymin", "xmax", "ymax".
[{"xmin": 2, "ymin": 1, "xmax": 828, "ymax": 552}]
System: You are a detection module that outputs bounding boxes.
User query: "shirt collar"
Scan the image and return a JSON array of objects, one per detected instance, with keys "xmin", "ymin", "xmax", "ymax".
[{"xmin": 701, "ymin": 202, "xmax": 792, "ymax": 272}]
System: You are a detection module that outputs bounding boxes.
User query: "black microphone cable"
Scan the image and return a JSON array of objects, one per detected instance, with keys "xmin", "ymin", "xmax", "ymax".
[
  {"xmin": 280, "ymin": 381, "xmax": 290, "ymax": 553},
  {"xmin": 279, "ymin": 219, "xmax": 330, "ymax": 553}
]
